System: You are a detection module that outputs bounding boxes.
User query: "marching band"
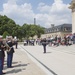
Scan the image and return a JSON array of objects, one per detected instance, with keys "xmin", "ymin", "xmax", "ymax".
[{"xmin": 0, "ymin": 35, "xmax": 16, "ymax": 75}]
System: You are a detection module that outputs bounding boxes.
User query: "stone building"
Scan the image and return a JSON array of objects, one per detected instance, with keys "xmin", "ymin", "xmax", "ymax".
[
  {"xmin": 41, "ymin": 24, "xmax": 72, "ymax": 39},
  {"xmin": 69, "ymin": 0, "xmax": 75, "ymax": 33}
]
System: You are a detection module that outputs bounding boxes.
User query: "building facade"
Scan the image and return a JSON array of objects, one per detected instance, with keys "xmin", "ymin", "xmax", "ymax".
[{"xmin": 41, "ymin": 24, "xmax": 72, "ymax": 39}]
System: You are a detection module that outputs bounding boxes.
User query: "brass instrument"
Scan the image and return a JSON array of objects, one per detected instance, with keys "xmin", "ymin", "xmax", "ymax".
[
  {"xmin": 3, "ymin": 41, "xmax": 11, "ymax": 52},
  {"xmin": 3, "ymin": 42, "xmax": 11, "ymax": 52},
  {"xmin": 3, "ymin": 38, "xmax": 14, "ymax": 52}
]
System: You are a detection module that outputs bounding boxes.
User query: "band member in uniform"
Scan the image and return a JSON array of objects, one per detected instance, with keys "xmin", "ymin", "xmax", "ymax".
[
  {"xmin": 6, "ymin": 36, "xmax": 15, "ymax": 68},
  {"xmin": 41, "ymin": 38, "xmax": 47, "ymax": 53},
  {"xmin": 0, "ymin": 35, "xmax": 6, "ymax": 75},
  {"xmin": 14, "ymin": 36, "xmax": 18, "ymax": 49}
]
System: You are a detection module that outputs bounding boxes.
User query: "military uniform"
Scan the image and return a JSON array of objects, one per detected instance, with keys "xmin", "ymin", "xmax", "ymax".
[
  {"xmin": 7, "ymin": 39, "xmax": 15, "ymax": 68},
  {"xmin": 0, "ymin": 36, "xmax": 5, "ymax": 75}
]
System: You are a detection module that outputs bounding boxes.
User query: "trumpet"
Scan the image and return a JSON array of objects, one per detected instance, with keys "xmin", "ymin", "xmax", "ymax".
[
  {"xmin": 5, "ymin": 43, "xmax": 11, "ymax": 52},
  {"xmin": 2, "ymin": 41, "xmax": 11, "ymax": 52}
]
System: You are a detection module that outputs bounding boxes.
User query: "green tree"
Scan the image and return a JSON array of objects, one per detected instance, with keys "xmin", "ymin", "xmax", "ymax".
[
  {"xmin": 22, "ymin": 24, "xmax": 31, "ymax": 39},
  {"xmin": 3, "ymin": 31, "xmax": 10, "ymax": 38},
  {"xmin": 0, "ymin": 15, "xmax": 45, "ymax": 40},
  {"xmin": 35, "ymin": 25, "xmax": 45, "ymax": 38},
  {"xmin": 0, "ymin": 15, "xmax": 16, "ymax": 35}
]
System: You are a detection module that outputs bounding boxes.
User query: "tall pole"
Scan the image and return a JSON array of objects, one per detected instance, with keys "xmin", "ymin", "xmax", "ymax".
[
  {"xmin": 34, "ymin": 18, "xmax": 36, "ymax": 25},
  {"xmin": 69, "ymin": 0, "xmax": 75, "ymax": 33}
]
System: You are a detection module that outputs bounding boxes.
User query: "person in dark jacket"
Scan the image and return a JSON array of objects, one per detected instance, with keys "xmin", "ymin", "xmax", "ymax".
[{"xmin": 41, "ymin": 38, "xmax": 47, "ymax": 53}]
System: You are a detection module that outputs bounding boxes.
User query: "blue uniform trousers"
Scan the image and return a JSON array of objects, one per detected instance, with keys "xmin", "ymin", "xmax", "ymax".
[
  {"xmin": 0, "ymin": 58, "xmax": 2, "ymax": 75},
  {"xmin": 43, "ymin": 45, "xmax": 46, "ymax": 53},
  {"xmin": 7, "ymin": 53, "xmax": 13, "ymax": 67}
]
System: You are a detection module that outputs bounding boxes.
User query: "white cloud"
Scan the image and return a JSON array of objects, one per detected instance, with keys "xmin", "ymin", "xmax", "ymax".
[
  {"xmin": 37, "ymin": 0, "xmax": 71, "ymax": 27},
  {"xmin": 37, "ymin": 2, "xmax": 51, "ymax": 13},
  {"xmin": 0, "ymin": 0, "xmax": 72, "ymax": 27},
  {"xmin": 50, "ymin": 0, "xmax": 70, "ymax": 13},
  {"xmin": 0, "ymin": 0, "xmax": 35, "ymax": 25}
]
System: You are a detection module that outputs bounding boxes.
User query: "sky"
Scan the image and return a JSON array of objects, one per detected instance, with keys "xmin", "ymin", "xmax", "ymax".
[{"xmin": 0, "ymin": 0, "xmax": 72, "ymax": 28}]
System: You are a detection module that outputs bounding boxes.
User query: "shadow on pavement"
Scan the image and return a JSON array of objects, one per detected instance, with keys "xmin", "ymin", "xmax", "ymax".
[{"xmin": 4, "ymin": 63, "xmax": 30, "ymax": 74}]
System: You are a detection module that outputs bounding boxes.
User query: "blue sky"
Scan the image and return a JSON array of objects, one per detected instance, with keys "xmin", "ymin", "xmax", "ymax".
[{"xmin": 0, "ymin": 0, "xmax": 72, "ymax": 27}]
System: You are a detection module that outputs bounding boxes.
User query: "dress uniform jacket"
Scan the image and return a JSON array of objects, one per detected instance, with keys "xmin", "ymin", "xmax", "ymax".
[
  {"xmin": 7, "ymin": 41, "xmax": 15, "ymax": 54},
  {"xmin": 7, "ymin": 40, "xmax": 15, "ymax": 68},
  {"xmin": 0, "ymin": 41, "xmax": 5, "ymax": 75},
  {"xmin": 0, "ymin": 41, "xmax": 5, "ymax": 58}
]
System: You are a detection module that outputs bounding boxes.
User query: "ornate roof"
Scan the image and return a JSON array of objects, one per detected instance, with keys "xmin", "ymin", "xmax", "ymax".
[{"xmin": 45, "ymin": 24, "xmax": 72, "ymax": 33}]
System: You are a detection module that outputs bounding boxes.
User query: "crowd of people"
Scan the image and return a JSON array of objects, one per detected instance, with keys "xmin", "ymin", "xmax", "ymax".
[
  {"xmin": 0, "ymin": 35, "xmax": 18, "ymax": 75},
  {"xmin": 23, "ymin": 33, "xmax": 75, "ymax": 53},
  {"xmin": 50, "ymin": 34, "xmax": 74, "ymax": 46},
  {"xmin": 35, "ymin": 33, "xmax": 75, "ymax": 47},
  {"xmin": 23, "ymin": 34, "xmax": 74, "ymax": 46}
]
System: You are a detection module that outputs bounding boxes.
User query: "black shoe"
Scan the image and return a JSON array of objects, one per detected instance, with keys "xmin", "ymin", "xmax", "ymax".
[
  {"xmin": 7, "ymin": 66, "xmax": 13, "ymax": 68},
  {"xmin": 2, "ymin": 72, "xmax": 6, "ymax": 74}
]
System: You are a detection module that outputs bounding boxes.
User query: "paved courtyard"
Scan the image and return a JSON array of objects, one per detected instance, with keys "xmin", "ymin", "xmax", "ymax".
[
  {"xmin": 20, "ymin": 44, "xmax": 75, "ymax": 75},
  {"xmin": 3, "ymin": 44, "xmax": 75, "ymax": 75},
  {"xmin": 3, "ymin": 45, "xmax": 47, "ymax": 75}
]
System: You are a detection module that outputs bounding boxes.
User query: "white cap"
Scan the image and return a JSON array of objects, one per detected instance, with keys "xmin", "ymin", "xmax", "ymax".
[
  {"xmin": 8, "ymin": 36, "xmax": 12, "ymax": 39},
  {"xmin": 0, "ymin": 35, "xmax": 3, "ymax": 38}
]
